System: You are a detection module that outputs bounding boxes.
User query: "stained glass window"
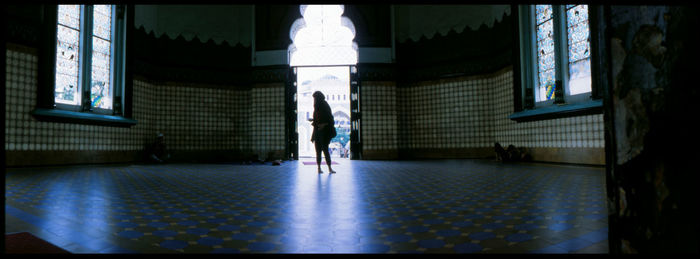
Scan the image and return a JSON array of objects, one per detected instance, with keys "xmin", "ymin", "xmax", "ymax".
[
  {"xmin": 55, "ymin": 5, "xmax": 82, "ymax": 106},
  {"xmin": 566, "ymin": 5, "xmax": 592, "ymax": 95},
  {"xmin": 535, "ymin": 5, "xmax": 552, "ymax": 24},
  {"xmin": 519, "ymin": 5, "xmax": 598, "ymax": 111},
  {"xmin": 535, "ymin": 5, "xmax": 555, "ymax": 101},
  {"xmin": 91, "ymin": 5, "xmax": 113, "ymax": 109},
  {"xmin": 45, "ymin": 4, "xmax": 129, "ymax": 124},
  {"xmin": 54, "ymin": 5, "xmax": 117, "ymax": 111}
]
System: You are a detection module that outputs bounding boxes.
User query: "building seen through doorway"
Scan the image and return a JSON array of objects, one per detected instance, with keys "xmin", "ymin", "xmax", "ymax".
[{"xmin": 297, "ymin": 66, "xmax": 351, "ymax": 158}]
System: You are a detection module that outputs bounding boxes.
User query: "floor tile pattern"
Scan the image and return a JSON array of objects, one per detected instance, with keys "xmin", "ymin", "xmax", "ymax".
[{"xmin": 5, "ymin": 159, "xmax": 608, "ymax": 253}]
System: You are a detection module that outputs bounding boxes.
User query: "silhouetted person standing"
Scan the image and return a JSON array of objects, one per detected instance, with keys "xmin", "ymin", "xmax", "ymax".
[{"xmin": 310, "ymin": 91, "xmax": 336, "ymax": 174}]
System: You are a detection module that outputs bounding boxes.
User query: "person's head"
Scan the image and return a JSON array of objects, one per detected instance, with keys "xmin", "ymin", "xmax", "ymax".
[{"xmin": 312, "ymin": 91, "xmax": 325, "ymax": 105}]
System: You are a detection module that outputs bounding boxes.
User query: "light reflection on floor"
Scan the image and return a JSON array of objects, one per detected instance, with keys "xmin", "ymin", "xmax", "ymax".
[{"xmin": 5, "ymin": 159, "xmax": 608, "ymax": 253}]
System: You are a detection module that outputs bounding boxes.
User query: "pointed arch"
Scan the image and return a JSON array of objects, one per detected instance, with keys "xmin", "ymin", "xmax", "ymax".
[{"xmin": 288, "ymin": 5, "xmax": 358, "ymax": 66}]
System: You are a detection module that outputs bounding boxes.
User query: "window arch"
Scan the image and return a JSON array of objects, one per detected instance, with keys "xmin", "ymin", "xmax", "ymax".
[{"xmin": 288, "ymin": 5, "xmax": 358, "ymax": 66}]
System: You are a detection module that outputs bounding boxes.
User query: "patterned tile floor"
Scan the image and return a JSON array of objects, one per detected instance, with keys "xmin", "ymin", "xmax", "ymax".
[{"xmin": 5, "ymin": 159, "xmax": 608, "ymax": 254}]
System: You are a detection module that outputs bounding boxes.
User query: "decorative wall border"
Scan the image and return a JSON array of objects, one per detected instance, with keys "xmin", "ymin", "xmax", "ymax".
[
  {"xmin": 396, "ymin": 11, "xmax": 514, "ymax": 82},
  {"xmin": 131, "ymin": 26, "xmax": 252, "ymax": 86}
]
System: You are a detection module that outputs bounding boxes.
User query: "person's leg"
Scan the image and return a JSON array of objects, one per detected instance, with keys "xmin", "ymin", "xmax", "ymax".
[
  {"xmin": 314, "ymin": 141, "xmax": 323, "ymax": 173},
  {"xmin": 323, "ymin": 142, "xmax": 335, "ymax": 173}
]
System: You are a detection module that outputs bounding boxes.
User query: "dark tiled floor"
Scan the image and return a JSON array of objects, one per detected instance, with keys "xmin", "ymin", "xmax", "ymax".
[{"xmin": 5, "ymin": 159, "xmax": 608, "ymax": 254}]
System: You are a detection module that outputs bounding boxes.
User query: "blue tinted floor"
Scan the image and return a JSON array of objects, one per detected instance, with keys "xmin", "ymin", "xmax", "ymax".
[{"xmin": 5, "ymin": 159, "xmax": 608, "ymax": 254}]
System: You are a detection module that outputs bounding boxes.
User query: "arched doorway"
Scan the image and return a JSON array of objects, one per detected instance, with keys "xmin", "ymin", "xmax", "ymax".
[{"xmin": 286, "ymin": 5, "xmax": 361, "ymax": 160}]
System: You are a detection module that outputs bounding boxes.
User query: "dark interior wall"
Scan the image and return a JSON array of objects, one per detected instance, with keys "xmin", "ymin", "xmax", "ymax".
[
  {"xmin": 132, "ymin": 26, "xmax": 251, "ymax": 86},
  {"xmin": 360, "ymin": 81, "xmax": 399, "ymax": 160},
  {"xmin": 395, "ymin": 11, "xmax": 514, "ymax": 81},
  {"xmin": 4, "ymin": 4, "xmax": 605, "ymax": 165},
  {"xmin": 343, "ymin": 5, "xmax": 392, "ymax": 48},
  {"xmin": 3, "ymin": 5, "xmax": 278, "ymax": 166},
  {"xmin": 605, "ymin": 5, "xmax": 699, "ymax": 253},
  {"xmin": 392, "ymin": 66, "xmax": 605, "ymax": 165},
  {"xmin": 254, "ymin": 5, "xmax": 297, "ymax": 52},
  {"xmin": 5, "ymin": 5, "xmax": 43, "ymax": 49},
  {"xmin": 390, "ymin": 9, "xmax": 605, "ymax": 164},
  {"xmin": 134, "ymin": 5, "xmax": 252, "ymax": 48},
  {"xmin": 358, "ymin": 8, "xmax": 518, "ymax": 161},
  {"xmin": 4, "ymin": 43, "xmax": 258, "ymax": 166}
]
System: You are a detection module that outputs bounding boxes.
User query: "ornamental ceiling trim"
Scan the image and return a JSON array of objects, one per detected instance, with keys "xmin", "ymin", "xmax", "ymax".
[
  {"xmin": 396, "ymin": 5, "xmax": 511, "ymax": 43},
  {"xmin": 133, "ymin": 5, "xmax": 253, "ymax": 48}
]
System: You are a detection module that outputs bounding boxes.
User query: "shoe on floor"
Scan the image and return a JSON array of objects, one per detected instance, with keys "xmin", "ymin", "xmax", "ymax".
[
  {"xmin": 318, "ymin": 169, "xmax": 323, "ymax": 174},
  {"xmin": 329, "ymin": 170, "xmax": 336, "ymax": 174}
]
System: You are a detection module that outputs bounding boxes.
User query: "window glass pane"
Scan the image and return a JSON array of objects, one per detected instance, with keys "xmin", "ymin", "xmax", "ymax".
[
  {"xmin": 566, "ymin": 5, "xmax": 592, "ymax": 95},
  {"xmin": 55, "ymin": 5, "xmax": 82, "ymax": 106},
  {"xmin": 58, "ymin": 5, "xmax": 80, "ymax": 29},
  {"xmin": 535, "ymin": 5, "xmax": 555, "ymax": 101},
  {"xmin": 535, "ymin": 5, "xmax": 552, "ymax": 25},
  {"xmin": 92, "ymin": 5, "xmax": 112, "ymax": 40},
  {"xmin": 91, "ymin": 5, "xmax": 113, "ymax": 109}
]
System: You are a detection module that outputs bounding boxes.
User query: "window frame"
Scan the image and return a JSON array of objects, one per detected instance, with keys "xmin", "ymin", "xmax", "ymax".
[
  {"xmin": 510, "ymin": 4, "xmax": 604, "ymax": 122},
  {"xmin": 33, "ymin": 4, "xmax": 135, "ymax": 127}
]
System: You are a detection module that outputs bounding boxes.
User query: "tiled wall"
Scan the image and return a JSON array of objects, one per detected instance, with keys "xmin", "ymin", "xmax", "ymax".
[
  {"xmin": 6, "ymin": 44, "xmax": 604, "ymax": 165},
  {"xmin": 385, "ymin": 67, "xmax": 605, "ymax": 164},
  {"xmin": 5, "ymin": 48, "xmax": 145, "ymax": 153},
  {"xmin": 5, "ymin": 46, "xmax": 284, "ymax": 166},
  {"xmin": 248, "ymin": 84, "xmax": 286, "ymax": 158},
  {"xmin": 491, "ymin": 71, "xmax": 605, "ymax": 149},
  {"xmin": 397, "ymin": 76, "xmax": 496, "ymax": 150},
  {"xmin": 133, "ymin": 80, "xmax": 251, "ymax": 151},
  {"xmin": 361, "ymin": 81, "xmax": 398, "ymax": 157}
]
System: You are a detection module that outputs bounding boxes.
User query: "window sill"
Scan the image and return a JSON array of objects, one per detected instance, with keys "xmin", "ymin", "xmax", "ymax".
[
  {"xmin": 31, "ymin": 108, "xmax": 137, "ymax": 127},
  {"xmin": 508, "ymin": 99, "xmax": 603, "ymax": 122}
]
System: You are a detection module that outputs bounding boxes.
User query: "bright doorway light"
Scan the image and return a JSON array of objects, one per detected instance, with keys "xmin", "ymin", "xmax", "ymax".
[
  {"xmin": 289, "ymin": 5, "xmax": 357, "ymax": 159},
  {"xmin": 289, "ymin": 5, "xmax": 357, "ymax": 66},
  {"xmin": 297, "ymin": 66, "xmax": 351, "ymax": 158}
]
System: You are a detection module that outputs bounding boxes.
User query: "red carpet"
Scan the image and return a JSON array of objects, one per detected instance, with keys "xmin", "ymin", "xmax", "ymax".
[
  {"xmin": 302, "ymin": 161, "xmax": 339, "ymax": 165},
  {"xmin": 5, "ymin": 232, "xmax": 70, "ymax": 254}
]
